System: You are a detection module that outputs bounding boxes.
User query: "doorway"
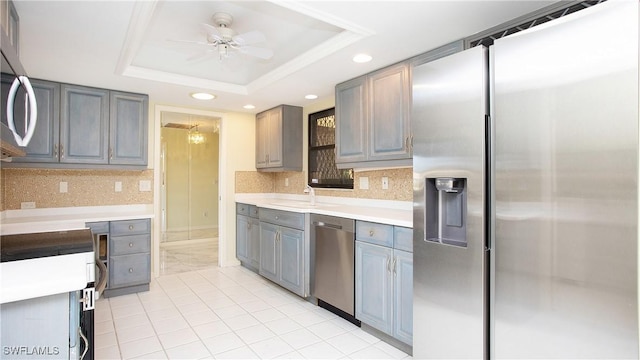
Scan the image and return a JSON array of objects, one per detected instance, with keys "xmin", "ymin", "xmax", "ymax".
[{"xmin": 159, "ymin": 111, "xmax": 220, "ymax": 275}]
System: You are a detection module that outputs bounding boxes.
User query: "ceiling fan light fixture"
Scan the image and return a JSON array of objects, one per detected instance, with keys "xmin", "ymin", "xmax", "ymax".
[
  {"xmin": 191, "ymin": 92, "xmax": 215, "ymax": 100},
  {"xmin": 305, "ymin": 94, "xmax": 318, "ymax": 100},
  {"xmin": 353, "ymin": 54, "xmax": 373, "ymax": 63}
]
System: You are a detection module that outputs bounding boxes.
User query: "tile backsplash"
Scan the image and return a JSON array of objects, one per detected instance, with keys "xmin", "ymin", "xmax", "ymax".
[
  {"xmin": 236, "ymin": 168, "xmax": 412, "ymax": 201},
  {"xmin": 1, "ymin": 168, "xmax": 154, "ymax": 210}
]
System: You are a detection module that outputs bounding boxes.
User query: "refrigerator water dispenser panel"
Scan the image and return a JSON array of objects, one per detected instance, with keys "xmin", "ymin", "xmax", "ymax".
[{"xmin": 425, "ymin": 177, "xmax": 467, "ymax": 247}]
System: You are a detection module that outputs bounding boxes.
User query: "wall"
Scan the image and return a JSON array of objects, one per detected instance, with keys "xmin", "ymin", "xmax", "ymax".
[{"xmin": 1, "ymin": 168, "xmax": 153, "ymax": 209}]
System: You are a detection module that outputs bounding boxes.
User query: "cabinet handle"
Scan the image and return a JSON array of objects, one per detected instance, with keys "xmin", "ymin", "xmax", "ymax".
[
  {"xmin": 109, "ymin": 147, "xmax": 113, "ymax": 160},
  {"xmin": 129, "ymin": 225, "xmax": 134, "ymax": 230},
  {"xmin": 405, "ymin": 137, "xmax": 409, "ymax": 151},
  {"xmin": 369, "ymin": 230, "xmax": 374, "ymax": 237},
  {"xmin": 392, "ymin": 257, "xmax": 397, "ymax": 274},
  {"xmin": 247, "ymin": 222, "xmax": 251, "ymax": 230},
  {"xmin": 129, "ymin": 242, "xmax": 133, "ymax": 248},
  {"xmin": 129, "ymin": 268, "xmax": 133, "ymax": 273},
  {"xmin": 60, "ymin": 144, "xmax": 64, "ymax": 158},
  {"xmin": 54, "ymin": 144, "xmax": 58, "ymax": 158},
  {"xmin": 386, "ymin": 256, "xmax": 391, "ymax": 272}
]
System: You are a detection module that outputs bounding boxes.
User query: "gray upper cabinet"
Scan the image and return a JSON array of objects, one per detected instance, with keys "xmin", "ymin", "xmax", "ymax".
[
  {"xmin": 368, "ymin": 63, "xmax": 411, "ymax": 161},
  {"xmin": 335, "ymin": 62, "xmax": 412, "ymax": 169},
  {"xmin": 255, "ymin": 104, "xmax": 302, "ymax": 171},
  {"xmin": 335, "ymin": 76, "xmax": 367, "ymax": 164},
  {"xmin": 109, "ymin": 91, "xmax": 148, "ymax": 166},
  {"xmin": 61, "ymin": 84, "xmax": 110, "ymax": 164},
  {"xmin": 4, "ymin": 80, "xmax": 148, "ymax": 168},
  {"xmin": 0, "ymin": 76, "xmax": 60, "ymax": 163}
]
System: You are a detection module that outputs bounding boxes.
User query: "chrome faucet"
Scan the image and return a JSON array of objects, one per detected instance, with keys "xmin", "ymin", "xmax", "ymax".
[{"xmin": 304, "ymin": 184, "xmax": 316, "ymax": 206}]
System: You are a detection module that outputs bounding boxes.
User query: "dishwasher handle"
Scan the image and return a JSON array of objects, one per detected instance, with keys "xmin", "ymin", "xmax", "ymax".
[{"xmin": 313, "ymin": 221, "xmax": 343, "ymax": 230}]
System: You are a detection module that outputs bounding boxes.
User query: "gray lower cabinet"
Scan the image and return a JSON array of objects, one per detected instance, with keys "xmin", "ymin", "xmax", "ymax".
[
  {"xmin": 255, "ymin": 105, "xmax": 303, "ymax": 171},
  {"xmin": 3, "ymin": 81, "xmax": 148, "ymax": 168},
  {"xmin": 355, "ymin": 221, "xmax": 413, "ymax": 345},
  {"xmin": 87, "ymin": 218, "xmax": 151, "ymax": 297},
  {"xmin": 258, "ymin": 208, "xmax": 306, "ymax": 296},
  {"xmin": 236, "ymin": 203, "xmax": 260, "ymax": 271}
]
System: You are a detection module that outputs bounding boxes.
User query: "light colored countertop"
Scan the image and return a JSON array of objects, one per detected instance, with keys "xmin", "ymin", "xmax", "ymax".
[
  {"xmin": 0, "ymin": 204, "xmax": 154, "ymax": 235},
  {"xmin": 235, "ymin": 193, "xmax": 413, "ymax": 228}
]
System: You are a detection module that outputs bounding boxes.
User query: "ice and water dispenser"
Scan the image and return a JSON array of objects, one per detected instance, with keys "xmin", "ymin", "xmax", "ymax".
[{"xmin": 424, "ymin": 177, "xmax": 467, "ymax": 247}]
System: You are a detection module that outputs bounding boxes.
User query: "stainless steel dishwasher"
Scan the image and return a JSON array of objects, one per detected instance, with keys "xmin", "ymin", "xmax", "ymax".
[{"xmin": 311, "ymin": 214, "xmax": 359, "ymax": 324}]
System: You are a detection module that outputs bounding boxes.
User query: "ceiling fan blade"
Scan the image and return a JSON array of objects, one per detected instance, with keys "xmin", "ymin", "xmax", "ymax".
[
  {"xmin": 186, "ymin": 49, "xmax": 217, "ymax": 63},
  {"xmin": 238, "ymin": 46, "xmax": 273, "ymax": 60},
  {"xmin": 232, "ymin": 30, "xmax": 266, "ymax": 46},
  {"xmin": 166, "ymin": 38, "xmax": 210, "ymax": 47},
  {"xmin": 200, "ymin": 23, "xmax": 223, "ymax": 41}
]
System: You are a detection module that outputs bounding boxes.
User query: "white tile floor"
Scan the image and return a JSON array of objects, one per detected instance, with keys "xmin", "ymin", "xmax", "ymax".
[{"xmin": 95, "ymin": 265, "xmax": 411, "ymax": 359}]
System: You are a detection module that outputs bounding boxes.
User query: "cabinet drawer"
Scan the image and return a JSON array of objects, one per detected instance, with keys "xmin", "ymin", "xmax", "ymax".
[
  {"xmin": 110, "ymin": 219, "xmax": 150, "ymax": 236},
  {"xmin": 394, "ymin": 226, "xmax": 413, "ymax": 253},
  {"xmin": 110, "ymin": 234, "xmax": 150, "ymax": 256},
  {"xmin": 237, "ymin": 203, "xmax": 250, "ymax": 216},
  {"xmin": 249, "ymin": 205, "xmax": 259, "ymax": 218},
  {"xmin": 259, "ymin": 208, "xmax": 304, "ymax": 230},
  {"xmin": 110, "ymin": 253, "xmax": 150, "ymax": 288},
  {"xmin": 356, "ymin": 221, "xmax": 393, "ymax": 247}
]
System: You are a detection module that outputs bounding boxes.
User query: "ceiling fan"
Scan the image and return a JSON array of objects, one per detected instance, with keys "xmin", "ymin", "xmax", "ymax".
[{"xmin": 173, "ymin": 12, "xmax": 273, "ymax": 62}]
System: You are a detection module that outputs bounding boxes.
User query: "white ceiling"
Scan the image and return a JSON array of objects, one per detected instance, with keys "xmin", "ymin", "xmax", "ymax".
[{"xmin": 14, "ymin": 0, "xmax": 555, "ymax": 115}]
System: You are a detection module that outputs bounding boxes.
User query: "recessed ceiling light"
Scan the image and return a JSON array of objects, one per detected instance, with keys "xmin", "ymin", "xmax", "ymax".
[
  {"xmin": 305, "ymin": 94, "xmax": 318, "ymax": 100},
  {"xmin": 191, "ymin": 92, "xmax": 215, "ymax": 100},
  {"xmin": 243, "ymin": 104, "xmax": 256, "ymax": 109},
  {"xmin": 353, "ymin": 54, "xmax": 372, "ymax": 63}
]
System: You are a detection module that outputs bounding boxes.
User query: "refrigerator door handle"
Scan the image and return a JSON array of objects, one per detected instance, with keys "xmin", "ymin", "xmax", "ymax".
[{"xmin": 485, "ymin": 113, "xmax": 493, "ymax": 252}]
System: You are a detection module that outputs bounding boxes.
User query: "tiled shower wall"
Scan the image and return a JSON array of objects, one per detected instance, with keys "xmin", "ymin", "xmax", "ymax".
[
  {"xmin": 1, "ymin": 168, "xmax": 154, "ymax": 210},
  {"xmin": 235, "ymin": 168, "xmax": 412, "ymax": 201}
]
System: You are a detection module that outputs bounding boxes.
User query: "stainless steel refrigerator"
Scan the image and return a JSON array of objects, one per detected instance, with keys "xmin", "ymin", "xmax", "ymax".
[{"xmin": 412, "ymin": 1, "xmax": 639, "ymax": 358}]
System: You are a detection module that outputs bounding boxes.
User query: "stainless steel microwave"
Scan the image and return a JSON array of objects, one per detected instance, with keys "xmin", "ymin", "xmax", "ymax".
[{"xmin": 1, "ymin": 28, "xmax": 37, "ymax": 151}]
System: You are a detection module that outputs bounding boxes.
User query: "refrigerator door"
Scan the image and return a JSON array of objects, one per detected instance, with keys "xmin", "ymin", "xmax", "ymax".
[
  {"xmin": 412, "ymin": 46, "xmax": 488, "ymax": 359},
  {"xmin": 492, "ymin": 1, "xmax": 638, "ymax": 358}
]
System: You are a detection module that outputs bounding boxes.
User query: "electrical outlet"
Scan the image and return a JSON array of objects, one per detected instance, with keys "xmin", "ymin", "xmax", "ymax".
[
  {"xmin": 115, "ymin": 181, "xmax": 122, "ymax": 192},
  {"xmin": 59, "ymin": 181, "xmax": 68, "ymax": 193},
  {"xmin": 359, "ymin": 176, "xmax": 369, "ymax": 190},
  {"xmin": 139, "ymin": 180, "xmax": 151, "ymax": 192},
  {"xmin": 285, "ymin": 178, "xmax": 289, "ymax": 187},
  {"xmin": 382, "ymin": 177, "xmax": 389, "ymax": 190},
  {"xmin": 21, "ymin": 202, "xmax": 36, "ymax": 209}
]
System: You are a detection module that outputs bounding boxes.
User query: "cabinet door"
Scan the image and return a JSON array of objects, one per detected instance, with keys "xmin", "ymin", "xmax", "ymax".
[
  {"xmin": 255, "ymin": 112, "xmax": 268, "ymax": 168},
  {"xmin": 0, "ymin": 76, "xmax": 60, "ymax": 163},
  {"xmin": 279, "ymin": 226, "xmax": 304, "ymax": 295},
  {"xmin": 368, "ymin": 63, "xmax": 411, "ymax": 161},
  {"xmin": 109, "ymin": 91, "xmax": 148, "ymax": 165},
  {"xmin": 335, "ymin": 76, "xmax": 367, "ymax": 164},
  {"xmin": 355, "ymin": 241, "xmax": 393, "ymax": 335},
  {"xmin": 248, "ymin": 217, "xmax": 261, "ymax": 269},
  {"xmin": 259, "ymin": 222, "xmax": 279, "ymax": 283},
  {"xmin": 236, "ymin": 214, "xmax": 249, "ymax": 262},
  {"xmin": 266, "ymin": 108, "xmax": 283, "ymax": 168},
  {"xmin": 394, "ymin": 249, "xmax": 413, "ymax": 345},
  {"xmin": 60, "ymin": 84, "xmax": 109, "ymax": 164}
]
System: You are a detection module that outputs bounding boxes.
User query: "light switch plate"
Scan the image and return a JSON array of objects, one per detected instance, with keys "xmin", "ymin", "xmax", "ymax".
[
  {"xmin": 115, "ymin": 181, "xmax": 122, "ymax": 192},
  {"xmin": 59, "ymin": 181, "xmax": 68, "ymax": 193},
  {"xmin": 382, "ymin": 177, "xmax": 389, "ymax": 190},
  {"xmin": 359, "ymin": 177, "xmax": 369, "ymax": 190}
]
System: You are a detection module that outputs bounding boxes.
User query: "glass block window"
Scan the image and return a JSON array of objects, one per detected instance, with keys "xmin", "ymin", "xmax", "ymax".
[{"xmin": 308, "ymin": 108, "xmax": 354, "ymax": 189}]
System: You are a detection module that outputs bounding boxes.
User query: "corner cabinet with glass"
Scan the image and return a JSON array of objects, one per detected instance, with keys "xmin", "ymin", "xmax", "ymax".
[{"xmin": 308, "ymin": 108, "xmax": 353, "ymax": 189}]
